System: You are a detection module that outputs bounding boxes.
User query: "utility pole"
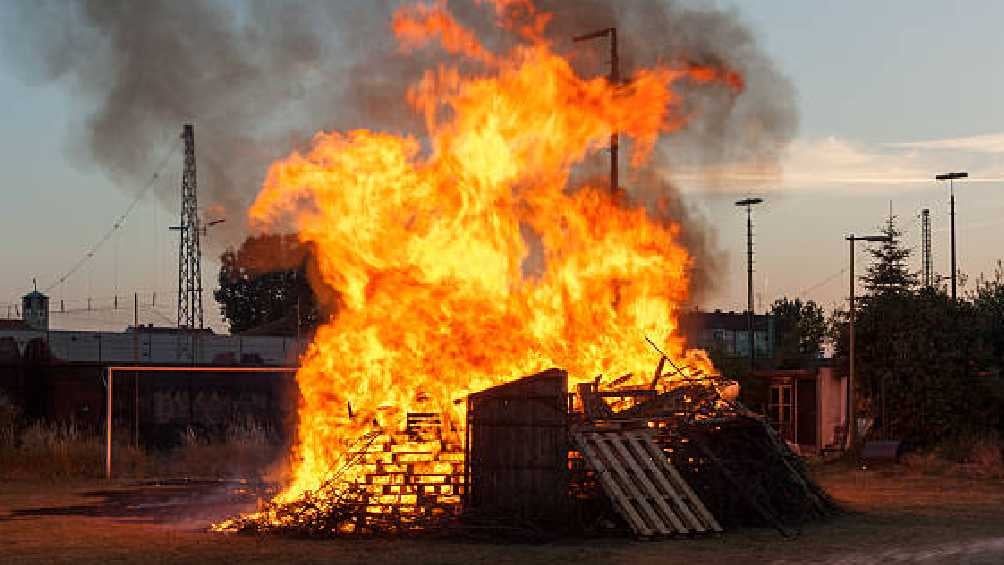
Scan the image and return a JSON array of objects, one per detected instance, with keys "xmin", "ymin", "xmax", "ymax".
[
  {"xmin": 921, "ymin": 209, "xmax": 932, "ymax": 288},
  {"xmin": 846, "ymin": 233, "xmax": 891, "ymax": 449},
  {"xmin": 172, "ymin": 124, "xmax": 204, "ymax": 329},
  {"xmin": 573, "ymin": 27, "xmax": 619, "ymax": 195},
  {"xmin": 935, "ymin": 172, "xmax": 968, "ymax": 301},
  {"xmin": 735, "ymin": 197, "xmax": 764, "ymax": 369},
  {"xmin": 133, "ymin": 292, "xmax": 139, "ymax": 447}
]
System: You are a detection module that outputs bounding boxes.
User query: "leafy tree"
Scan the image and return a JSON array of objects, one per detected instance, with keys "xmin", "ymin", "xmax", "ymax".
[
  {"xmin": 770, "ymin": 297, "xmax": 826, "ymax": 368},
  {"xmin": 972, "ymin": 261, "xmax": 1004, "ymax": 368},
  {"xmin": 214, "ymin": 234, "xmax": 324, "ymax": 335},
  {"xmin": 829, "ymin": 237, "xmax": 1000, "ymax": 444}
]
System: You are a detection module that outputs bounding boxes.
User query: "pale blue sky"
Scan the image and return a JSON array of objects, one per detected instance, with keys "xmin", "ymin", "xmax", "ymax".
[{"xmin": 1, "ymin": 1, "xmax": 1002, "ymax": 330}]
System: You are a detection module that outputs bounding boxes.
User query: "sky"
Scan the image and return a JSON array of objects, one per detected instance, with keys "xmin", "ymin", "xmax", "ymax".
[{"xmin": 0, "ymin": 0, "xmax": 1002, "ymax": 332}]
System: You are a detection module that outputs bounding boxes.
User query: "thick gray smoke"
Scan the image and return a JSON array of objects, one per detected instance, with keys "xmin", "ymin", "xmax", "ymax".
[{"xmin": 2, "ymin": 0, "xmax": 796, "ymax": 296}]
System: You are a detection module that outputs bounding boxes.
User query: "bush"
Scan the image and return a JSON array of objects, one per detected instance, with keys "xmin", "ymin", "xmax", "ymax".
[
  {"xmin": 902, "ymin": 433, "xmax": 1004, "ymax": 478},
  {"xmin": 0, "ymin": 391, "xmax": 20, "ymax": 446},
  {"xmin": 0, "ymin": 406, "xmax": 281, "ymax": 480},
  {"xmin": 164, "ymin": 418, "xmax": 281, "ymax": 479}
]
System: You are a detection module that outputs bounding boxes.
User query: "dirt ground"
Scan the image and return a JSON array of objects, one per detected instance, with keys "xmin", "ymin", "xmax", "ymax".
[{"xmin": 2, "ymin": 467, "xmax": 1004, "ymax": 564}]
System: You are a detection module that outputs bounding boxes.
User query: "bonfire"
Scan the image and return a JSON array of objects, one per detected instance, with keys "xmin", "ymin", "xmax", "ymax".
[{"xmin": 214, "ymin": 0, "xmax": 749, "ymax": 536}]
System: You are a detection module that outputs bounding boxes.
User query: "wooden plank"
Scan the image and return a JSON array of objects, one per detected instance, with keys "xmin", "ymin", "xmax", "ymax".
[
  {"xmin": 574, "ymin": 433, "xmax": 653, "ymax": 536},
  {"xmin": 657, "ymin": 455, "xmax": 722, "ymax": 532},
  {"xmin": 607, "ymin": 433, "xmax": 688, "ymax": 533},
  {"xmin": 633, "ymin": 431, "xmax": 722, "ymax": 532},
  {"xmin": 624, "ymin": 432, "xmax": 708, "ymax": 533},
  {"xmin": 592, "ymin": 433, "xmax": 669, "ymax": 535}
]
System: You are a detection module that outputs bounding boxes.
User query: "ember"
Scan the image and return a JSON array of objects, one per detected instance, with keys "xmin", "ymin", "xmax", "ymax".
[{"xmin": 216, "ymin": 0, "xmax": 748, "ymax": 536}]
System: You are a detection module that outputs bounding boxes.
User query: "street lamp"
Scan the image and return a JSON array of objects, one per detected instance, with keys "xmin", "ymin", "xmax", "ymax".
[
  {"xmin": 935, "ymin": 171, "xmax": 968, "ymax": 301},
  {"xmin": 573, "ymin": 27, "xmax": 618, "ymax": 195},
  {"xmin": 735, "ymin": 197, "xmax": 764, "ymax": 369},
  {"xmin": 845, "ymin": 233, "xmax": 891, "ymax": 449}
]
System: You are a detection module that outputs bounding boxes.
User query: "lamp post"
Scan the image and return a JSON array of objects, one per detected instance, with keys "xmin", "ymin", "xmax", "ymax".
[
  {"xmin": 573, "ymin": 27, "xmax": 618, "ymax": 195},
  {"xmin": 846, "ymin": 233, "xmax": 891, "ymax": 449},
  {"xmin": 735, "ymin": 197, "xmax": 764, "ymax": 369},
  {"xmin": 935, "ymin": 172, "xmax": 968, "ymax": 301}
]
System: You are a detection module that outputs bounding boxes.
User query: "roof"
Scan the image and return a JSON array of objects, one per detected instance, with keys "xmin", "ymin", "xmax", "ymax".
[
  {"xmin": 679, "ymin": 310, "xmax": 771, "ymax": 332},
  {"xmin": 126, "ymin": 324, "xmax": 214, "ymax": 335},
  {"xmin": 22, "ymin": 290, "xmax": 47, "ymax": 301},
  {"xmin": 749, "ymin": 369, "xmax": 819, "ymax": 381}
]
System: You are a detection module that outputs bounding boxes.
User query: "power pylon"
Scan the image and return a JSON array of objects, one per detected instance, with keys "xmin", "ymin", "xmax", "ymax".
[
  {"xmin": 174, "ymin": 124, "xmax": 203, "ymax": 329},
  {"xmin": 921, "ymin": 208, "xmax": 932, "ymax": 288}
]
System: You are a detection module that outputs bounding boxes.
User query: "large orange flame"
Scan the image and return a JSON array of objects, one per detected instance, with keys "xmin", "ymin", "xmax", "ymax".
[{"xmin": 249, "ymin": 0, "xmax": 739, "ymax": 502}]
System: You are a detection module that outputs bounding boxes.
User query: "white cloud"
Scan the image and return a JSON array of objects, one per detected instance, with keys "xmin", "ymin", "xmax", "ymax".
[
  {"xmin": 885, "ymin": 132, "xmax": 1004, "ymax": 154},
  {"xmin": 664, "ymin": 133, "xmax": 1004, "ymax": 193}
]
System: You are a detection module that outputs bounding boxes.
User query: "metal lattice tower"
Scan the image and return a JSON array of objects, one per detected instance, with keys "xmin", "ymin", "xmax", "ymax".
[
  {"xmin": 176, "ymin": 124, "xmax": 203, "ymax": 329},
  {"xmin": 921, "ymin": 208, "xmax": 932, "ymax": 287}
]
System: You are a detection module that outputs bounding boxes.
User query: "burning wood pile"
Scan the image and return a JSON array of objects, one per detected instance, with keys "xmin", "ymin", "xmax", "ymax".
[
  {"xmin": 571, "ymin": 363, "xmax": 839, "ymax": 537},
  {"xmin": 216, "ymin": 360, "xmax": 836, "ymax": 539},
  {"xmin": 215, "ymin": 416, "xmax": 465, "ymax": 536},
  {"xmin": 214, "ymin": 0, "xmax": 821, "ymax": 542}
]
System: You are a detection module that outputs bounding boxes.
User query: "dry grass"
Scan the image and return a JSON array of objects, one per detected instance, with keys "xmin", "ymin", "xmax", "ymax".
[
  {"xmin": 161, "ymin": 420, "xmax": 283, "ymax": 479},
  {"xmin": 900, "ymin": 433, "xmax": 1004, "ymax": 479},
  {"xmin": 0, "ymin": 411, "xmax": 283, "ymax": 481}
]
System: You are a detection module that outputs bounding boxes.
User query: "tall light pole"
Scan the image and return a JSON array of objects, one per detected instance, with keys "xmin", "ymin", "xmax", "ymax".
[
  {"xmin": 846, "ymin": 233, "xmax": 891, "ymax": 449},
  {"xmin": 573, "ymin": 27, "xmax": 619, "ymax": 196},
  {"xmin": 935, "ymin": 171, "xmax": 968, "ymax": 301},
  {"xmin": 735, "ymin": 197, "xmax": 764, "ymax": 369}
]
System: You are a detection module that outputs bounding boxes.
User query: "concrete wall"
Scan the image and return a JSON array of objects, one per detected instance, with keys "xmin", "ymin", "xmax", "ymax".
[
  {"xmin": 818, "ymin": 366, "xmax": 847, "ymax": 448},
  {"xmin": 0, "ymin": 329, "xmax": 308, "ymax": 366}
]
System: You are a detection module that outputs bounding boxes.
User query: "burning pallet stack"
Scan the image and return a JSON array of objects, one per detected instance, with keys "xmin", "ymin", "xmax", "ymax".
[
  {"xmin": 219, "ymin": 414, "xmax": 465, "ymax": 536},
  {"xmin": 220, "ymin": 364, "xmax": 836, "ymax": 539},
  {"xmin": 570, "ymin": 373, "xmax": 839, "ymax": 537}
]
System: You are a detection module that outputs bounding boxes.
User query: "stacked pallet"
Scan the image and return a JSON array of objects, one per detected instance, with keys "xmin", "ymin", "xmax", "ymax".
[
  {"xmin": 572, "ymin": 429, "xmax": 721, "ymax": 537},
  {"xmin": 349, "ymin": 431, "xmax": 465, "ymax": 526},
  {"xmin": 218, "ymin": 414, "xmax": 465, "ymax": 536}
]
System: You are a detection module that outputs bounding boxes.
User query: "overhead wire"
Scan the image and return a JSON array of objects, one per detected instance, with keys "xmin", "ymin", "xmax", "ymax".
[{"xmin": 42, "ymin": 137, "xmax": 182, "ymax": 293}]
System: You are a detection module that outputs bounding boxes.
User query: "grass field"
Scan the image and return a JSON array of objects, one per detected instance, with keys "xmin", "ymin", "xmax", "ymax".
[{"xmin": 2, "ymin": 466, "xmax": 1004, "ymax": 564}]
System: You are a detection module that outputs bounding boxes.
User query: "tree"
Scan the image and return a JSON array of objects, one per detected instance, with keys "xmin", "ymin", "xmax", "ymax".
[
  {"xmin": 861, "ymin": 214, "xmax": 918, "ymax": 298},
  {"xmin": 829, "ymin": 254, "xmax": 998, "ymax": 444},
  {"xmin": 972, "ymin": 261, "xmax": 1004, "ymax": 367},
  {"xmin": 770, "ymin": 297, "xmax": 826, "ymax": 369},
  {"xmin": 214, "ymin": 234, "xmax": 324, "ymax": 335}
]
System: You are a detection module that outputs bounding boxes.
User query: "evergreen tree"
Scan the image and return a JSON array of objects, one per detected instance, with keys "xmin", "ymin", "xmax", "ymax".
[{"xmin": 861, "ymin": 214, "xmax": 918, "ymax": 298}]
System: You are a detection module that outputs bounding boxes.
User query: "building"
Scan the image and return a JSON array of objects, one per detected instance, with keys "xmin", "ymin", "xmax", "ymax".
[
  {"xmin": 679, "ymin": 309, "xmax": 775, "ymax": 360},
  {"xmin": 0, "ymin": 289, "xmax": 307, "ymax": 439},
  {"xmin": 679, "ymin": 309, "xmax": 848, "ymax": 455},
  {"xmin": 747, "ymin": 367, "xmax": 848, "ymax": 455},
  {"xmin": 21, "ymin": 289, "xmax": 49, "ymax": 331}
]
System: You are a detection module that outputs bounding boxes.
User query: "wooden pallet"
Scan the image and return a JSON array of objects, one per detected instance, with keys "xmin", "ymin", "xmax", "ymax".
[
  {"xmin": 337, "ymin": 414, "xmax": 465, "ymax": 531},
  {"xmin": 572, "ymin": 429, "xmax": 722, "ymax": 537}
]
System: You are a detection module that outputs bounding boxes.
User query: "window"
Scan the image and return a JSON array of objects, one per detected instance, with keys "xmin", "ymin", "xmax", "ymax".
[{"xmin": 768, "ymin": 382, "xmax": 794, "ymax": 442}]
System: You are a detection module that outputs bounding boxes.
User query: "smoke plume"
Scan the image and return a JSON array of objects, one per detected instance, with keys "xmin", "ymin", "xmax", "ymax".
[{"xmin": 2, "ymin": 0, "xmax": 796, "ymax": 296}]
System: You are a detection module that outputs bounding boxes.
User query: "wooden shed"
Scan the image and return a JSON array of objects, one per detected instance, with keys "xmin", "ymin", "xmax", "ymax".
[{"xmin": 464, "ymin": 368, "xmax": 570, "ymax": 525}]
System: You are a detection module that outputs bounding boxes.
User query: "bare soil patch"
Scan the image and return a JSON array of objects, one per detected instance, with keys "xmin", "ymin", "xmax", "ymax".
[{"xmin": 2, "ymin": 468, "xmax": 1004, "ymax": 564}]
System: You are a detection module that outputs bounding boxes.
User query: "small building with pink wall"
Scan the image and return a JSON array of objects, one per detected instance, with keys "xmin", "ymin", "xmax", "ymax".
[{"xmin": 749, "ymin": 367, "xmax": 848, "ymax": 455}]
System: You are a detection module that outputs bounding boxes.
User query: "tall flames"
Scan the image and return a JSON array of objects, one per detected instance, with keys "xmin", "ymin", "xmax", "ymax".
[{"xmin": 248, "ymin": 0, "xmax": 740, "ymax": 503}]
